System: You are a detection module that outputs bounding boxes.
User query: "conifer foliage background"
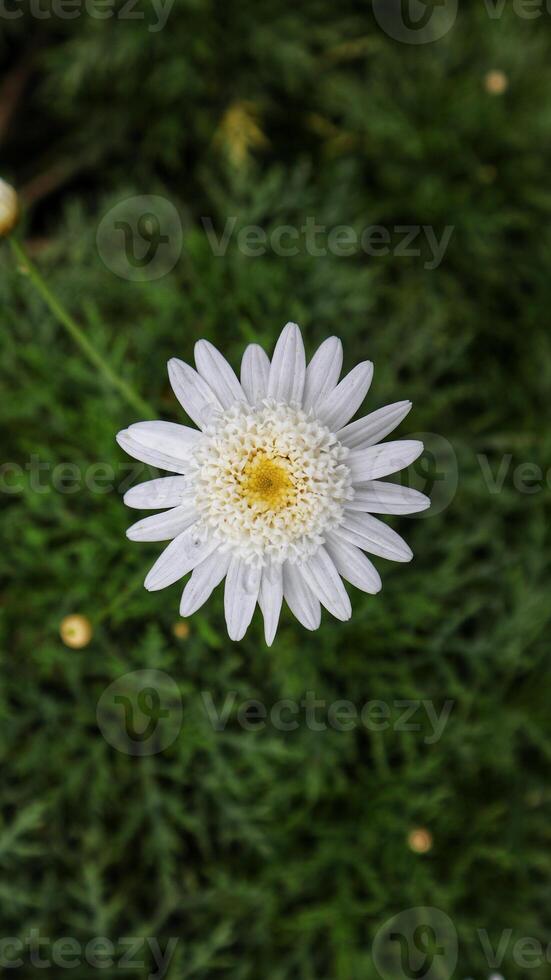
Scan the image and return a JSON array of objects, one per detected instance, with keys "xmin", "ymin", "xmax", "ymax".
[{"xmin": 1, "ymin": 2, "xmax": 551, "ymax": 978}]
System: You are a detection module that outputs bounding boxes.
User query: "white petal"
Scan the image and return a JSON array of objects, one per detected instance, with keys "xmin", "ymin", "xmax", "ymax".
[
  {"xmin": 283, "ymin": 562, "xmax": 321, "ymax": 631},
  {"xmin": 348, "ymin": 440, "xmax": 424, "ymax": 482},
  {"xmin": 224, "ymin": 558, "xmax": 262, "ymax": 641},
  {"xmin": 116, "ymin": 425, "xmax": 197, "ymax": 474},
  {"xmin": 338, "ymin": 512, "xmax": 413, "ymax": 562},
  {"xmin": 298, "ymin": 547, "xmax": 351, "ymax": 621},
  {"xmin": 195, "ymin": 339, "xmax": 246, "ymax": 409},
  {"xmin": 347, "ymin": 481, "xmax": 430, "ymax": 515},
  {"xmin": 180, "ymin": 548, "xmax": 231, "ymax": 616},
  {"xmin": 325, "ymin": 532, "xmax": 382, "ymax": 594},
  {"xmin": 267, "ymin": 322, "xmax": 306, "ymax": 404},
  {"xmin": 315, "ymin": 361, "xmax": 373, "ymax": 432},
  {"xmin": 167, "ymin": 358, "xmax": 223, "ymax": 429},
  {"xmin": 128, "ymin": 421, "xmax": 199, "ymax": 457},
  {"xmin": 338, "ymin": 400, "xmax": 412, "ymax": 450},
  {"xmin": 258, "ymin": 563, "xmax": 283, "ymax": 646},
  {"xmin": 124, "ymin": 476, "xmax": 193, "ymax": 510},
  {"xmin": 302, "ymin": 336, "xmax": 343, "ymax": 412},
  {"xmin": 240, "ymin": 343, "xmax": 270, "ymax": 405},
  {"xmin": 117, "ymin": 430, "xmax": 185, "ymax": 473},
  {"xmin": 126, "ymin": 503, "xmax": 197, "ymax": 542},
  {"xmin": 144, "ymin": 526, "xmax": 217, "ymax": 591}
]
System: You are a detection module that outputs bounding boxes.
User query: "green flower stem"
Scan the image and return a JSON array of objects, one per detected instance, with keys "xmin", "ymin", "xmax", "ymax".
[{"xmin": 9, "ymin": 237, "xmax": 154, "ymax": 419}]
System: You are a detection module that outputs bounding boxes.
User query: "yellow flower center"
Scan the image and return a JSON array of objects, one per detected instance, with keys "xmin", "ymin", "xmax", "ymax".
[{"xmin": 240, "ymin": 451, "xmax": 296, "ymax": 513}]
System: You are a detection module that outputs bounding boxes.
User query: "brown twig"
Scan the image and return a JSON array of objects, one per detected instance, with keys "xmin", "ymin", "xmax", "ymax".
[
  {"xmin": 20, "ymin": 159, "xmax": 80, "ymax": 208},
  {"xmin": 0, "ymin": 52, "xmax": 36, "ymax": 144}
]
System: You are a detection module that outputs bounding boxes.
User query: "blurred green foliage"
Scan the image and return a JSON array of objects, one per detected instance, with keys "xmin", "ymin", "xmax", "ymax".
[{"xmin": 1, "ymin": 2, "xmax": 551, "ymax": 978}]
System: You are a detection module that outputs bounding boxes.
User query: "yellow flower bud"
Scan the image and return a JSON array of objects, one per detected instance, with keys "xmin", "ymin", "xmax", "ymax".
[
  {"xmin": 407, "ymin": 827, "xmax": 433, "ymax": 854},
  {"xmin": 484, "ymin": 70, "xmax": 508, "ymax": 96},
  {"xmin": 0, "ymin": 179, "xmax": 19, "ymax": 238},
  {"xmin": 172, "ymin": 620, "xmax": 190, "ymax": 640},
  {"xmin": 60, "ymin": 614, "xmax": 93, "ymax": 649}
]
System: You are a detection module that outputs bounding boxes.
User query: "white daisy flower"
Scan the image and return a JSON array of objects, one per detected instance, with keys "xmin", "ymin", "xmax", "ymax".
[{"xmin": 117, "ymin": 323, "xmax": 428, "ymax": 644}]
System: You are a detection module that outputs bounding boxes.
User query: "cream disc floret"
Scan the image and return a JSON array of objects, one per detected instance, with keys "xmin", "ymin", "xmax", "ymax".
[{"xmin": 190, "ymin": 400, "xmax": 353, "ymax": 566}]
